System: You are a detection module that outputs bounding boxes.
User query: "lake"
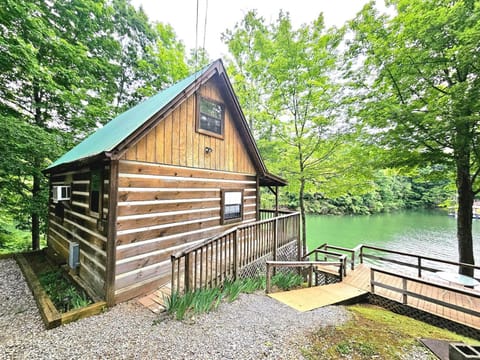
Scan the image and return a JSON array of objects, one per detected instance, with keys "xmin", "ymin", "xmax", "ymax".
[{"xmin": 306, "ymin": 210, "xmax": 480, "ymax": 265}]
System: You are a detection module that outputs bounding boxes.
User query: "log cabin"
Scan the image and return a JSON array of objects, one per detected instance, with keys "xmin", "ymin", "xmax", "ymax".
[{"xmin": 43, "ymin": 59, "xmax": 299, "ymax": 306}]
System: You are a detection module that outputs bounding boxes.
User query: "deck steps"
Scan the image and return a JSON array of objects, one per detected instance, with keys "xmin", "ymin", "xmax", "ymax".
[{"xmin": 137, "ymin": 283, "xmax": 171, "ymax": 313}]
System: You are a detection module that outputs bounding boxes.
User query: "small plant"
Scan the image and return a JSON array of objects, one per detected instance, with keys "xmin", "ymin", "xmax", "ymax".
[
  {"xmin": 271, "ymin": 271, "xmax": 304, "ymax": 291},
  {"xmin": 222, "ymin": 280, "xmax": 243, "ymax": 302},
  {"xmin": 38, "ymin": 269, "xmax": 92, "ymax": 312},
  {"xmin": 241, "ymin": 276, "xmax": 265, "ymax": 293},
  {"xmin": 164, "ymin": 276, "xmax": 266, "ymax": 320}
]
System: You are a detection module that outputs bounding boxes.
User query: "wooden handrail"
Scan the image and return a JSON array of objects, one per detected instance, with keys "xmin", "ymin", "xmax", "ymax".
[
  {"xmin": 172, "ymin": 210, "xmax": 300, "ymax": 259},
  {"xmin": 360, "ymin": 244, "xmax": 480, "ymax": 272},
  {"xmin": 171, "ymin": 211, "xmax": 301, "ymax": 294},
  {"xmin": 370, "ymin": 267, "xmax": 480, "ymax": 317},
  {"xmin": 266, "ymin": 260, "xmax": 343, "ymax": 293}
]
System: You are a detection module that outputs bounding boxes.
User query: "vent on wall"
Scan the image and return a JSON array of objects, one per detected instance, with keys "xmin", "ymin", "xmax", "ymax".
[
  {"xmin": 53, "ymin": 185, "xmax": 71, "ymax": 203},
  {"xmin": 68, "ymin": 242, "xmax": 79, "ymax": 269}
]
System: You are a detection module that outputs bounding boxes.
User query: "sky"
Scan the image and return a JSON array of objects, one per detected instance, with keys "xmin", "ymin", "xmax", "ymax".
[{"xmin": 131, "ymin": 0, "xmax": 371, "ymax": 60}]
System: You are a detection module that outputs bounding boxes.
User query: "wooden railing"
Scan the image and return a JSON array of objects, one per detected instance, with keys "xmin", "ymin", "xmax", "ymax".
[
  {"xmin": 305, "ymin": 243, "xmax": 356, "ymax": 276},
  {"xmin": 358, "ymin": 244, "xmax": 480, "ymax": 279},
  {"xmin": 171, "ymin": 210, "xmax": 300, "ymax": 294},
  {"xmin": 265, "ymin": 260, "xmax": 344, "ymax": 293},
  {"xmin": 370, "ymin": 267, "xmax": 480, "ymax": 317}
]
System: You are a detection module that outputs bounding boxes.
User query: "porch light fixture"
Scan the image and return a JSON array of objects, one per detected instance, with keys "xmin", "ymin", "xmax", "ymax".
[{"xmin": 205, "ymin": 146, "xmax": 213, "ymax": 154}]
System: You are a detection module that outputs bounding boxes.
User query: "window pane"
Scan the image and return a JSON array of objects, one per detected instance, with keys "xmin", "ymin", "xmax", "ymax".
[
  {"xmin": 225, "ymin": 191, "xmax": 242, "ymax": 205},
  {"xmin": 90, "ymin": 191, "xmax": 100, "ymax": 213},
  {"xmin": 200, "ymin": 98, "xmax": 222, "ymax": 118},
  {"xmin": 224, "ymin": 204, "xmax": 241, "ymax": 220},
  {"xmin": 199, "ymin": 97, "xmax": 223, "ymax": 135},
  {"xmin": 223, "ymin": 191, "xmax": 242, "ymax": 221},
  {"xmin": 91, "ymin": 170, "xmax": 101, "ymax": 191}
]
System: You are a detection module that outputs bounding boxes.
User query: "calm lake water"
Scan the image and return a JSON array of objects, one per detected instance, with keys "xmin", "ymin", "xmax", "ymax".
[{"xmin": 306, "ymin": 210, "xmax": 480, "ymax": 266}]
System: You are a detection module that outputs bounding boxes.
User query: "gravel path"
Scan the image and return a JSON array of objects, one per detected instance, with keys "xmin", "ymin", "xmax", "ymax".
[
  {"xmin": 0, "ymin": 258, "xmax": 350, "ymax": 359},
  {"xmin": 0, "ymin": 258, "xmax": 434, "ymax": 359}
]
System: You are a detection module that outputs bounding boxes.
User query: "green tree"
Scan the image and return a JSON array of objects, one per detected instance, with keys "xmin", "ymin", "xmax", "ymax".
[
  {"xmin": 224, "ymin": 11, "xmax": 373, "ymax": 252},
  {"xmin": 0, "ymin": 0, "xmax": 189, "ymax": 250},
  {"xmin": 347, "ymin": 0, "xmax": 480, "ymax": 274}
]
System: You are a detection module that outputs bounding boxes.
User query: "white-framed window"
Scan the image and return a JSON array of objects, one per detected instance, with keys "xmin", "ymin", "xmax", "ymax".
[
  {"xmin": 196, "ymin": 95, "xmax": 224, "ymax": 138},
  {"xmin": 221, "ymin": 190, "xmax": 243, "ymax": 224}
]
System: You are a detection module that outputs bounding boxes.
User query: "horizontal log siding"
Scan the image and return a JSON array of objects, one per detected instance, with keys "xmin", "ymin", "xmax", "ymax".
[
  {"xmin": 47, "ymin": 166, "xmax": 110, "ymax": 298},
  {"xmin": 114, "ymin": 160, "xmax": 257, "ymax": 303},
  {"xmin": 122, "ymin": 80, "xmax": 256, "ymax": 175}
]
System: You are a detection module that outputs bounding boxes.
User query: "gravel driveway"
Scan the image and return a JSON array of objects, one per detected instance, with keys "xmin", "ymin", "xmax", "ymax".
[{"xmin": 0, "ymin": 258, "xmax": 351, "ymax": 359}]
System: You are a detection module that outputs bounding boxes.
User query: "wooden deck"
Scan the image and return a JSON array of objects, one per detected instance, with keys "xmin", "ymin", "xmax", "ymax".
[
  {"xmin": 268, "ymin": 264, "xmax": 480, "ymax": 331},
  {"xmin": 344, "ymin": 264, "xmax": 480, "ymax": 330}
]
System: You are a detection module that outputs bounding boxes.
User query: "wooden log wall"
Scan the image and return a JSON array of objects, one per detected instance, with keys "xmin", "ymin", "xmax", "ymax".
[
  {"xmin": 47, "ymin": 166, "xmax": 110, "ymax": 298},
  {"xmin": 114, "ymin": 161, "xmax": 258, "ymax": 303},
  {"xmin": 121, "ymin": 79, "xmax": 256, "ymax": 175}
]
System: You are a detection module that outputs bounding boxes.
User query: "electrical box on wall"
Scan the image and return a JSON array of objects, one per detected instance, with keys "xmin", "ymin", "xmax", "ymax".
[
  {"xmin": 68, "ymin": 242, "xmax": 79, "ymax": 270},
  {"xmin": 53, "ymin": 185, "xmax": 71, "ymax": 203}
]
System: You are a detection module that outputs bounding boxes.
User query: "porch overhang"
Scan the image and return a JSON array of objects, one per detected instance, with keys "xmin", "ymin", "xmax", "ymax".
[{"xmin": 259, "ymin": 172, "xmax": 287, "ymax": 187}]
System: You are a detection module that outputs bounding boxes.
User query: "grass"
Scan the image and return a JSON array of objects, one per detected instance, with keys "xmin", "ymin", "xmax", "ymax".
[
  {"xmin": 302, "ymin": 304, "xmax": 480, "ymax": 360},
  {"xmin": 38, "ymin": 268, "xmax": 92, "ymax": 313}
]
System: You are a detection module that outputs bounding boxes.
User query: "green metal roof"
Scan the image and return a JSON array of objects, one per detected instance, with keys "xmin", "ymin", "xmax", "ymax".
[{"xmin": 46, "ymin": 65, "xmax": 210, "ymax": 170}]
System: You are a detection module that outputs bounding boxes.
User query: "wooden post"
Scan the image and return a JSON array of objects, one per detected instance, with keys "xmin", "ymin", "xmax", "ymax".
[
  {"xmin": 296, "ymin": 214, "xmax": 302, "ymax": 261},
  {"xmin": 266, "ymin": 263, "xmax": 271, "ymax": 294},
  {"xmin": 360, "ymin": 246, "xmax": 364, "ymax": 264},
  {"xmin": 273, "ymin": 218, "xmax": 278, "ymax": 276},
  {"xmin": 275, "ymin": 186, "xmax": 279, "ymax": 217},
  {"xmin": 233, "ymin": 229, "xmax": 238, "ymax": 281},
  {"xmin": 402, "ymin": 278, "xmax": 408, "ymax": 304},
  {"xmin": 308, "ymin": 265, "xmax": 313, "ymax": 287},
  {"xmin": 184, "ymin": 253, "xmax": 190, "ymax": 292},
  {"xmin": 171, "ymin": 256, "xmax": 176, "ymax": 294},
  {"xmin": 351, "ymin": 252, "xmax": 355, "ymax": 270},
  {"xmin": 105, "ymin": 160, "xmax": 119, "ymax": 307},
  {"xmin": 418, "ymin": 257, "xmax": 422, "ymax": 278},
  {"xmin": 370, "ymin": 269, "xmax": 375, "ymax": 294}
]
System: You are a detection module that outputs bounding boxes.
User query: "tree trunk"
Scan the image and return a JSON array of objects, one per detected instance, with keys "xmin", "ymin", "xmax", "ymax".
[
  {"xmin": 299, "ymin": 177, "xmax": 307, "ymax": 256},
  {"xmin": 32, "ymin": 84, "xmax": 42, "ymax": 251},
  {"xmin": 31, "ymin": 171, "xmax": 41, "ymax": 250},
  {"xmin": 455, "ymin": 125, "xmax": 475, "ymax": 276}
]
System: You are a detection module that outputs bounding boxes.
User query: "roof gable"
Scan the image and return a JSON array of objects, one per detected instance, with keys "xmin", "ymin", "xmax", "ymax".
[
  {"xmin": 46, "ymin": 65, "xmax": 210, "ymax": 170},
  {"xmin": 45, "ymin": 59, "xmax": 286, "ymax": 186}
]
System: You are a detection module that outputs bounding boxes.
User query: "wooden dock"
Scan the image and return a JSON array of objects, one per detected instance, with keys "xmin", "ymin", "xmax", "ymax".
[{"xmin": 271, "ymin": 263, "xmax": 480, "ymax": 331}]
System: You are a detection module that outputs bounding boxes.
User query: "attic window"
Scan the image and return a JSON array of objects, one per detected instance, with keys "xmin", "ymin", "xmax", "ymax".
[{"xmin": 197, "ymin": 96, "xmax": 224, "ymax": 138}]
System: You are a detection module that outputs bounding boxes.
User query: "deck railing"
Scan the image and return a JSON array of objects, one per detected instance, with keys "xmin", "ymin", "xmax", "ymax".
[
  {"xmin": 358, "ymin": 244, "xmax": 480, "ymax": 279},
  {"xmin": 265, "ymin": 260, "xmax": 344, "ymax": 293},
  {"xmin": 171, "ymin": 210, "xmax": 300, "ymax": 294},
  {"xmin": 370, "ymin": 267, "xmax": 480, "ymax": 318}
]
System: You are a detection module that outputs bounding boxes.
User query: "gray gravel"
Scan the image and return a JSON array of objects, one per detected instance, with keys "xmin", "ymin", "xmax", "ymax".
[{"xmin": 0, "ymin": 258, "xmax": 433, "ymax": 359}]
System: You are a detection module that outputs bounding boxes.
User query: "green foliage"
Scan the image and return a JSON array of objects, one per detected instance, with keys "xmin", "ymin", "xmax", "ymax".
[
  {"xmin": 224, "ymin": 11, "xmax": 375, "ymax": 247},
  {"xmin": 38, "ymin": 269, "xmax": 92, "ymax": 313},
  {"xmin": 164, "ymin": 276, "xmax": 266, "ymax": 320},
  {"xmin": 296, "ymin": 169, "xmax": 453, "ymax": 215},
  {"xmin": 271, "ymin": 271, "xmax": 304, "ymax": 291},
  {"xmin": 346, "ymin": 0, "xmax": 480, "ymax": 268},
  {"xmin": 165, "ymin": 288, "xmax": 222, "ymax": 321},
  {"xmin": 0, "ymin": 0, "xmax": 189, "ymax": 248}
]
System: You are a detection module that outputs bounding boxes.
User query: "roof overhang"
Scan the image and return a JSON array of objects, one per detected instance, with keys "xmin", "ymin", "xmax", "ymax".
[{"xmin": 259, "ymin": 172, "xmax": 287, "ymax": 187}]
